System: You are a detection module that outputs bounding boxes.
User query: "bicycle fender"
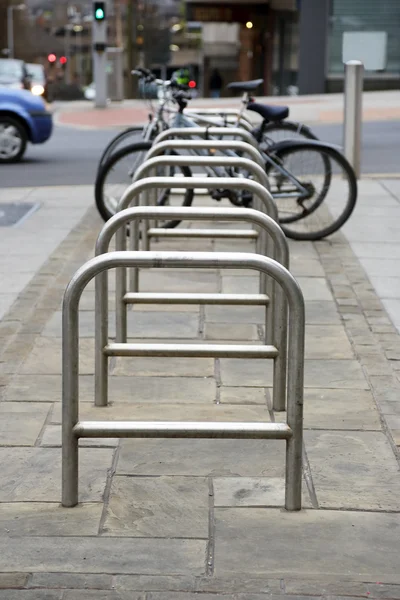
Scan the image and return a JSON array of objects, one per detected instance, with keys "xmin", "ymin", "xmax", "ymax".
[{"xmin": 267, "ymin": 139, "xmax": 342, "ymax": 154}]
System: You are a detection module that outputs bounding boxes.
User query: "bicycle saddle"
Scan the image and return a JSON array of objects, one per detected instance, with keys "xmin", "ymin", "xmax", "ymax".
[
  {"xmin": 246, "ymin": 102, "xmax": 289, "ymax": 122},
  {"xmin": 227, "ymin": 79, "xmax": 264, "ymax": 92}
]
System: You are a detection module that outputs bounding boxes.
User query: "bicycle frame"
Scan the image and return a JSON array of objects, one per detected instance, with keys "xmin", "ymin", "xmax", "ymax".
[{"xmin": 168, "ymin": 111, "xmax": 310, "ymax": 201}]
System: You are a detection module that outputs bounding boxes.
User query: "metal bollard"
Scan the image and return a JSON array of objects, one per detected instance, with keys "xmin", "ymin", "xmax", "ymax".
[
  {"xmin": 344, "ymin": 60, "xmax": 363, "ymax": 179},
  {"xmin": 62, "ymin": 251, "xmax": 305, "ymax": 511}
]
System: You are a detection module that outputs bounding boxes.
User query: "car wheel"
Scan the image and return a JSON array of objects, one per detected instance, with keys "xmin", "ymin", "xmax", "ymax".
[{"xmin": 0, "ymin": 116, "xmax": 28, "ymax": 163}]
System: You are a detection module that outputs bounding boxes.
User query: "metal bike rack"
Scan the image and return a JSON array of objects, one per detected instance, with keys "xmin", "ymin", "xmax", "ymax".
[
  {"xmin": 62, "ymin": 250, "xmax": 305, "ymax": 510},
  {"xmin": 94, "ymin": 205, "xmax": 289, "ymax": 412},
  {"xmin": 141, "ymin": 139, "xmax": 268, "ymax": 239},
  {"xmin": 185, "ymin": 112, "xmax": 254, "ymax": 133},
  {"xmin": 152, "ymin": 127, "xmax": 259, "ymax": 149},
  {"xmin": 132, "ymin": 153, "xmax": 270, "ymax": 251},
  {"xmin": 145, "ymin": 139, "xmax": 265, "ymax": 169},
  {"xmin": 185, "ymin": 108, "xmax": 254, "ymax": 129},
  {"xmin": 116, "ymin": 176, "xmax": 279, "ymax": 346}
]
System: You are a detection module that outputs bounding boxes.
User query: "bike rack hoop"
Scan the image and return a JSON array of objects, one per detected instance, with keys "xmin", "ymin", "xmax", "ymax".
[
  {"xmin": 145, "ymin": 139, "xmax": 265, "ymax": 169},
  {"xmin": 152, "ymin": 127, "xmax": 259, "ymax": 149},
  {"xmin": 95, "ymin": 207, "xmax": 289, "ymax": 411},
  {"xmin": 62, "ymin": 250, "xmax": 305, "ymax": 511}
]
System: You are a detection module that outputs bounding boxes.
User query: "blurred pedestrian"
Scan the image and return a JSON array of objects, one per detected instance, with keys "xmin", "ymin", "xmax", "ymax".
[{"xmin": 209, "ymin": 68, "xmax": 223, "ymax": 98}]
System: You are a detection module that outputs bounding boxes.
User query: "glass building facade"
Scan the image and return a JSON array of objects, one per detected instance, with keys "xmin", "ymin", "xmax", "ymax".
[{"xmin": 328, "ymin": 0, "xmax": 400, "ymax": 75}]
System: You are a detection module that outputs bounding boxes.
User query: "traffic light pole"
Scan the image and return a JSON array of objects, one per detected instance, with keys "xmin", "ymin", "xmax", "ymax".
[{"xmin": 92, "ymin": 1, "xmax": 107, "ymax": 108}]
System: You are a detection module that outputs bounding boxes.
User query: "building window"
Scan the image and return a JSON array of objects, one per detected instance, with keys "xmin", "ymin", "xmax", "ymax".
[{"xmin": 328, "ymin": 0, "xmax": 400, "ymax": 74}]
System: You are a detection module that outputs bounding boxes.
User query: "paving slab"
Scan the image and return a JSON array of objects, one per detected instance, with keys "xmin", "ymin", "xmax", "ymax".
[
  {"xmin": 301, "ymin": 388, "xmax": 381, "ymax": 430},
  {"xmin": 5, "ymin": 374, "xmax": 216, "ymax": 404},
  {"xmin": 50, "ymin": 402, "xmax": 272, "ymax": 425},
  {"xmin": 0, "ymin": 537, "xmax": 207, "ymax": 575},
  {"xmin": 214, "ymin": 509, "xmax": 400, "ymax": 581},
  {"xmin": 0, "ymin": 503, "xmax": 102, "ymax": 536},
  {"xmin": 204, "ymin": 323, "xmax": 260, "ymax": 341},
  {"xmin": 112, "ymin": 356, "xmax": 215, "ymax": 377},
  {"xmin": 0, "ymin": 447, "xmax": 113, "ymax": 502},
  {"xmin": 20, "ymin": 338, "xmax": 95, "ymax": 375},
  {"xmin": 0, "ymin": 402, "xmax": 51, "ymax": 446},
  {"xmin": 219, "ymin": 359, "xmax": 369, "ymax": 388},
  {"xmin": 103, "ymin": 476, "xmax": 209, "ymax": 538},
  {"xmin": 305, "ymin": 430, "xmax": 400, "ymax": 510},
  {"xmin": 117, "ymin": 439, "xmax": 285, "ymax": 477},
  {"xmin": 42, "ymin": 310, "xmax": 200, "ymax": 339},
  {"xmin": 29, "ymin": 573, "xmax": 113, "ymax": 589},
  {"xmin": 0, "ymin": 591, "xmax": 62, "ymax": 599},
  {"xmin": 213, "ymin": 477, "xmax": 312, "ymax": 508}
]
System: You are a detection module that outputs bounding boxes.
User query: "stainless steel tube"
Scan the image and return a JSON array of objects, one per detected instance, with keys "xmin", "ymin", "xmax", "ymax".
[
  {"xmin": 74, "ymin": 421, "xmax": 292, "ymax": 439},
  {"xmin": 145, "ymin": 140, "xmax": 264, "ymax": 167},
  {"xmin": 63, "ymin": 251, "xmax": 304, "ymax": 509},
  {"xmin": 152, "ymin": 127, "xmax": 259, "ymax": 149},
  {"xmin": 344, "ymin": 60, "xmax": 363, "ymax": 179},
  {"xmin": 95, "ymin": 205, "xmax": 288, "ymax": 411}
]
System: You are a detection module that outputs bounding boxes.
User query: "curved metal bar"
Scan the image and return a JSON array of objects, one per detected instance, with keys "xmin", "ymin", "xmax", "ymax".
[
  {"xmin": 96, "ymin": 207, "xmax": 287, "ymax": 263},
  {"xmin": 117, "ymin": 176, "xmax": 278, "ymax": 350},
  {"xmin": 133, "ymin": 155, "xmax": 269, "ymax": 190},
  {"xmin": 62, "ymin": 250, "xmax": 304, "ymax": 511},
  {"xmin": 145, "ymin": 139, "xmax": 265, "ymax": 169},
  {"xmin": 188, "ymin": 113, "xmax": 254, "ymax": 133},
  {"xmin": 95, "ymin": 206, "xmax": 289, "ymax": 414},
  {"xmin": 185, "ymin": 107, "xmax": 254, "ymax": 127},
  {"xmin": 117, "ymin": 176, "xmax": 276, "ymax": 219},
  {"xmin": 152, "ymin": 127, "xmax": 259, "ymax": 149}
]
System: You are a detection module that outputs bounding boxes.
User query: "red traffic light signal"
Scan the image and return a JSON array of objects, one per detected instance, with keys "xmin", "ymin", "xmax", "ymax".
[
  {"xmin": 47, "ymin": 53, "xmax": 56, "ymax": 63},
  {"xmin": 188, "ymin": 80, "xmax": 196, "ymax": 89},
  {"xmin": 60, "ymin": 56, "xmax": 67, "ymax": 65}
]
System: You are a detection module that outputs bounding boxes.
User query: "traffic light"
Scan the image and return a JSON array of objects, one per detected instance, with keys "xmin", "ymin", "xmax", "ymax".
[
  {"xmin": 47, "ymin": 53, "xmax": 56, "ymax": 64},
  {"xmin": 94, "ymin": 1, "xmax": 105, "ymax": 21},
  {"xmin": 60, "ymin": 56, "xmax": 67, "ymax": 65}
]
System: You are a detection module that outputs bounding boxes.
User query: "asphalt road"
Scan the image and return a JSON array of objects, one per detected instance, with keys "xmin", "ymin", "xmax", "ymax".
[{"xmin": 0, "ymin": 119, "xmax": 399, "ymax": 188}]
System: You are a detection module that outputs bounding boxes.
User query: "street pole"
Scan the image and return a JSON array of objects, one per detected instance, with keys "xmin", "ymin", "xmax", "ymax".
[
  {"xmin": 65, "ymin": 24, "xmax": 71, "ymax": 84},
  {"xmin": 7, "ymin": 4, "xmax": 25, "ymax": 59},
  {"xmin": 92, "ymin": 0, "xmax": 107, "ymax": 108},
  {"xmin": 7, "ymin": 7, "xmax": 14, "ymax": 59},
  {"xmin": 344, "ymin": 60, "xmax": 363, "ymax": 179}
]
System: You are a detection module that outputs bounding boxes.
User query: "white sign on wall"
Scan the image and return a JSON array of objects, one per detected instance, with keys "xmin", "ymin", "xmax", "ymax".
[{"xmin": 342, "ymin": 31, "xmax": 388, "ymax": 71}]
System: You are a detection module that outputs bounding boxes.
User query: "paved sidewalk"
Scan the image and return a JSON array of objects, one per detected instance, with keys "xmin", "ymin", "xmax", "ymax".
[
  {"xmin": 54, "ymin": 90, "xmax": 400, "ymax": 129},
  {"xmin": 0, "ymin": 182, "xmax": 400, "ymax": 596}
]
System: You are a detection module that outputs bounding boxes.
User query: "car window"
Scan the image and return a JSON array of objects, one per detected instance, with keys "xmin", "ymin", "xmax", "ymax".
[
  {"xmin": 27, "ymin": 64, "xmax": 45, "ymax": 82},
  {"xmin": 0, "ymin": 60, "xmax": 23, "ymax": 80}
]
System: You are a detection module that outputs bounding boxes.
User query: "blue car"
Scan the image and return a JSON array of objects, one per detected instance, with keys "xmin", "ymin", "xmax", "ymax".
[{"xmin": 0, "ymin": 87, "xmax": 52, "ymax": 163}]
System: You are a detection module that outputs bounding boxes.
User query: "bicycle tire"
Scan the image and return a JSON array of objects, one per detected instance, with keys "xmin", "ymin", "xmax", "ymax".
[
  {"xmin": 95, "ymin": 141, "xmax": 194, "ymax": 229},
  {"xmin": 265, "ymin": 143, "xmax": 357, "ymax": 241},
  {"xmin": 98, "ymin": 125, "xmax": 145, "ymax": 170},
  {"xmin": 262, "ymin": 120, "xmax": 318, "ymax": 143}
]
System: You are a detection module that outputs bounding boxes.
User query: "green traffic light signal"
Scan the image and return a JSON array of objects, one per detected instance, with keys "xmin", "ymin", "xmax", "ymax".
[{"xmin": 94, "ymin": 2, "xmax": 105, "ymax": 20}]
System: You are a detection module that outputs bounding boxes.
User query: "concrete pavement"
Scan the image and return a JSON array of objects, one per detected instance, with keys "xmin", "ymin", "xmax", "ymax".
[{"xmin": 1, "ymin": 178, "xmax": 400, "ymax": 595}]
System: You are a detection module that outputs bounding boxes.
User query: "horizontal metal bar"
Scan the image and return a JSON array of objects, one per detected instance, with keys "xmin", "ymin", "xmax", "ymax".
[
  {"xmin": 73, "ymin": 420, "xmax": 292, "ymax": 440},
  {"xmin": 123, "ymin": 292, "xmax": 269, "ymax": 305},
  {"xmin": 148, "ymin": 228, "xmax": 258, "ymax": 239},
  {"xmin": 104, "ymin": 343, "xmax": 279, "ymax": 359}
]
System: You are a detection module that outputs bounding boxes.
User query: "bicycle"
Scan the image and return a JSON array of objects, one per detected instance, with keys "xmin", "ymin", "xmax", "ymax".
[
  {"xmin": 95, "ymin": 77, "xmax": 357, "ymax": 241},
  {"xmin": 97, "ymin": 69, "xmax": 318, "ymax": 170}
]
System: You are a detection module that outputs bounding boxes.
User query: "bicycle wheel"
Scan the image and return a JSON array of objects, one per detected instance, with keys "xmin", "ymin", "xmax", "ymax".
[
  {"xmin": 261, "ymin": 120, "xmax": 318, "ymax": 146},
  {"xmin": 98, "ymin": 125, "xmax": 145, "ymax": 170},
  {"xmin": 95, "ymin": 141, "xmax": 194, "ymax": 229},
  {"xmin": 265, "ymin": 143, "xmax": 357, "ymax": 241}
]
